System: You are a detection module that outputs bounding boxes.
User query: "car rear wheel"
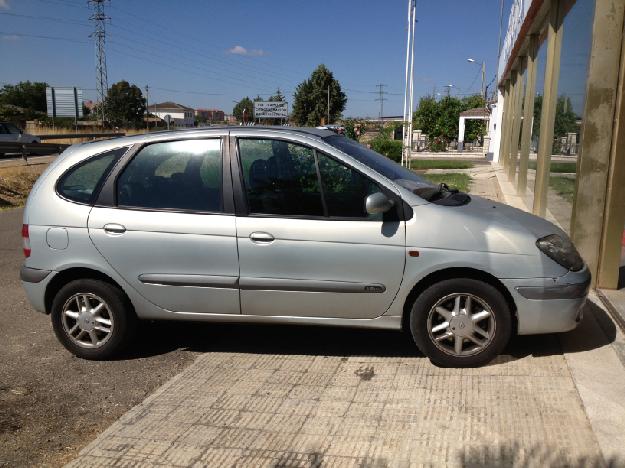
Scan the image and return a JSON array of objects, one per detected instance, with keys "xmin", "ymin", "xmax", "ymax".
[
  {"xmin": 51, "ymin": 279, "xmax": 136, "ymax": 360},
  {"xmin": 409, "ymin": 278, "xmax": 512, "ymax": 367}
]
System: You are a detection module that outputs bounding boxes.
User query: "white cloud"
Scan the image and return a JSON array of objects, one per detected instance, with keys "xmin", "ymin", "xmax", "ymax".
[
  {"xmin": 1, "ymin": 34, "xmax": 20, "ymax": 41},
  {"xmin": 227, "ymin": 45, "xmax": 266, "ymax": 57},
  {"xmin": 0, "ymin": 0, "xmax": 9, "ymax": 10}
]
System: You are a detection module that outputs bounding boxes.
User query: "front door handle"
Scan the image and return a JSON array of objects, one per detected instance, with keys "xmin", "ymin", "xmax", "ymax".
[
  {"xmin": 103, "ymin": 223, "xmax": 126, "ymax": 235},
  {"xmin": 250, "ymin": 231, "xmax": 274, "ymax": 243}
]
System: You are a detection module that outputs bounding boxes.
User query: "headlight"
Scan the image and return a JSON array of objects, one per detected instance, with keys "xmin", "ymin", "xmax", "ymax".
[{"xmin": 536, "ymin": 234, "xmax": 584, "ymax": 271}]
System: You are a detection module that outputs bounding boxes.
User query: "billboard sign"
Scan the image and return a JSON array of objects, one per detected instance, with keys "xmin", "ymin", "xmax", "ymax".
[
  {"xmin": 254, "ymin": 101, "xmax": 288, "ymax": 119},
  {"xmin": 46, "ymin": 87, "xmax": 83, "ymax": 119}
]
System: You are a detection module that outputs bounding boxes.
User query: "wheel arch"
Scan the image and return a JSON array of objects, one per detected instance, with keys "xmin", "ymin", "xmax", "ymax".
[
  {"xmin": 401, "ymin": 267, "xmax": 518, "ymax": 333},
  {"xmin": 44, "ymin": 267, "xmax": 134, "ymax": 315}
]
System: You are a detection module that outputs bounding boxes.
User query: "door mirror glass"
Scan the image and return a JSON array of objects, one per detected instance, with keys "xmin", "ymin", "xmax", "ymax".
[{"xmin": 365, "ymin": 192, "xmax": 394, "ymax": 215}]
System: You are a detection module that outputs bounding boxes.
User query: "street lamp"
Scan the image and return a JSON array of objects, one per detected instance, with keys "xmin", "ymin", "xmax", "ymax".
[
  {"xmin": 467, "ymin": 58, "xmax": 486, "ymax": 100},
  {"xmin": 444, "ymin": 84, "xmax": 454, "ymax": 97}
]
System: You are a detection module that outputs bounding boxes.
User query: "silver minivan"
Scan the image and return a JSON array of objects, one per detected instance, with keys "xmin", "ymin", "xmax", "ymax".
[{"xmin": 20, "ymin": 127, "xmax": 590, "ymax": 367}]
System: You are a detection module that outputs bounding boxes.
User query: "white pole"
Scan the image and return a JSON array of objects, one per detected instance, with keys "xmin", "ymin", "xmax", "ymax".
[
  {"xmin": 402, "ymin": 0, "xmax": 412, "ymax": 167},
  {"xmin": 407, "ymin": 1, "xmax": 416, "ymax": 167}
]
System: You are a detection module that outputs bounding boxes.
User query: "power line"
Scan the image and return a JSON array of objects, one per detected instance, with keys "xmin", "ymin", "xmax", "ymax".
[
  {"xmin": 89, "ymin": 0, "xmax": 110, "ymax": 122},
  {"xmin": 0, "ymin": 31, "xmax": 89, "ymax": 43}
]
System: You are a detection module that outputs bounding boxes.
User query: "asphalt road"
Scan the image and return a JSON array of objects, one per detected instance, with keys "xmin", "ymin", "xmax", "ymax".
[{"xmin": 0, "ymin": 208, "xmax": 198, "ymax": 467}]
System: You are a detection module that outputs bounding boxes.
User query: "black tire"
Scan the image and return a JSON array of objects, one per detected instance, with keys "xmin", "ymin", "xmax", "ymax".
[
  {"xmin": 409, "ymin": 278, "xmax": 512, "ymax": 367},
  {"xmin": 51, "ymin": 279, "xmax": 137, "ymax": 360}
]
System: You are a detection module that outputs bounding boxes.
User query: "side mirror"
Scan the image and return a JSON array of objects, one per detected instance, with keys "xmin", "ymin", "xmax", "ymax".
[{"xmin": 365, "ymin": 192, "xmax": 395, "ymax": 215}]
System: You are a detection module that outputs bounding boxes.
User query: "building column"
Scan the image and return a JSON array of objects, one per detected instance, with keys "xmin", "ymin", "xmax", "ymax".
[
  {"xmin": 571, "ymin": 0, "xmax": 625, "ymax": 288},
  {"xmin": 518, "ymin": 35, "xmax": 539, "ymax": 196},
  {"xmin": 499, "ymin": 80, "xmax": 512, "ymax": 169},
  {"xmin": 508, "ymin": 63, "xmax": 526, "ymax": 181},
  {"xmin": 533, "ymin": 0, "xmax": 564, "ymax": 217},
  {"xmin": 458, "ymin": 116, "xmax": 466, "ymax": 149}
]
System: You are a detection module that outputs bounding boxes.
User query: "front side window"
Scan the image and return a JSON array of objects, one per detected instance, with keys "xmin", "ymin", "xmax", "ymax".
[
  {"xmin": 117, "ymin": 139, "xmax": 222, "ymax": 212},
  {"xmin": 238, "ymin": 139, "xmax": 323, "ymax": 216},
  {"xmin": 57, "ymin": 147, "xmax": 127, "ymax": 204},
  {"xmin": 317, "ymin": 152, "xmax": 381, "ymax": 218},
  {"xmin": 238, "ymin": 138, "xmax": 385, "ymax": 219}
]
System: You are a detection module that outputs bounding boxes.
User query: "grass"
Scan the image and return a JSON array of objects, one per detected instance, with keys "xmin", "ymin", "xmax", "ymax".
[
  {"xmin": 528, "ymin": 161, "xmax": 577, "ymax": 173},
  {"xmin": 0, "ymin": 163, "xmax": 47, "ymax": 208},
  {"xmin": 422, "ymin": 173, "xmax": 472, "ymax": 193},
  {"xmin": 410, "ymin": 160, "xmax": 474, "ymax": 170},
  {"xmin": 549, "ymin": 176, "xmax": 575, "ymax": 203}
]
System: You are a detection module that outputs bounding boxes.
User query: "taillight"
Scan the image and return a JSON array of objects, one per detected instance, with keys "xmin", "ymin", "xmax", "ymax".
[{"xmin": 22, "ymin": 224, "xmax": 31, "ymax": 258}]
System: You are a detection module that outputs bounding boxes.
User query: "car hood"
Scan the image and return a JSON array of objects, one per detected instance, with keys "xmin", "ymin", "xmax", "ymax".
[{"xmin": 407, "ymin": 194, "xmax": 568, "ymax": 256}]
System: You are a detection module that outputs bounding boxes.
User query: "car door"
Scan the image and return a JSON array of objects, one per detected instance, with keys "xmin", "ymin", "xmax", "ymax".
[
  {"xmin": 88, "ymin": 136, "xmax": 240, "ymax": 315},
  {"xmin": 232, "ymin": 134, "xmax": 406, "ymax": 319},
  {"xmin": 0, "ymin": 124, "xmax": 13, "ymax": 142}
]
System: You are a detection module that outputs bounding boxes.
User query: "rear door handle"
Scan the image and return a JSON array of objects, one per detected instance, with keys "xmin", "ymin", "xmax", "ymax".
[
  {"xmin": 250, "ymin": 231, "xmax": 274, "ymax": 243},
  {"xmin": 103, "ymin": 223, "xmax": 126, "ymax": 235}
]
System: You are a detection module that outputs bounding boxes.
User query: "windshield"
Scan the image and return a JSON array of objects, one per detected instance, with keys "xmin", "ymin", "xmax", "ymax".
[{"xmin": 323, "ymin": 134, "xmax": 433, "ymax": 192}]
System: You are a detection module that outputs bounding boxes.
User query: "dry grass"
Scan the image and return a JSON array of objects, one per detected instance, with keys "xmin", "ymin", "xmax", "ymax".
[{"xmin": 0, "ymin": 163, "xmax": 48, "ymax": 209}]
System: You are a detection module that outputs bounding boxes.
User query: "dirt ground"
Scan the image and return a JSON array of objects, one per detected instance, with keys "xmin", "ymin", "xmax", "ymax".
[{"xmin": 0, "ymin": 208, "xmax": 199, "ymax": 467}]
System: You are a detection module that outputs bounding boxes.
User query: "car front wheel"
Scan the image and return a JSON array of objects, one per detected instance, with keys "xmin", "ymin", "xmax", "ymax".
[
  {"xmin": 51, "ymin": 279, "xmax": 136, "ymax": 360},
  {"xmin": 409, "ymin": 278, "xmax": 512, "ymax": 367}
]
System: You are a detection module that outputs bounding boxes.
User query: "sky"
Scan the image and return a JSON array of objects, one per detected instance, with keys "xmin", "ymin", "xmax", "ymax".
[{"xmin": 0, "ymin": 0, "xmax": 509, "ymax": 118}]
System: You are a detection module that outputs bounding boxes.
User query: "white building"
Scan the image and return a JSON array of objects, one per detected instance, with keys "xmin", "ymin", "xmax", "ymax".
[{"xmin": 148, "ymin": 102, "xmax": 195, "ymax": 127}]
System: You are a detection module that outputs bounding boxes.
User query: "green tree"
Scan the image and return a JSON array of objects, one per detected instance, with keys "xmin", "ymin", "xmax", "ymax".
[
  {"xmin": 532, "ymin": 94, "xmax": 579, "ymax": 152},
  {"xmin": 0, "ymin": 81, "xmax": 47, "ymax": 113},
  {"xmin": 291, "ymin": 64, "xmax": 347, "ymax": 126},
  {"xmin": 233, "ymin": 97, "xmax": 254, "ymax": 122},
  {"xmin": 101, "ymin": 80, "xmax": 146, "ymax": 127},
  {"xmin": 413, "ymin": 94, "xmax": 486, "ymax": 147}
]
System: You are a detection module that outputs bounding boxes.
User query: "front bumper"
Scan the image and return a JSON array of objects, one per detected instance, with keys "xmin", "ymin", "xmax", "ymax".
[{"xmin": 502, "ymin": 266, "xmax": 590, "ymax": 335}]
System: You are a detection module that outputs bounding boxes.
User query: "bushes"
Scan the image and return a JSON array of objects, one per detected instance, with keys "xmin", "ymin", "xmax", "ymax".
[{"xmin": 370, "ymin": 137, "xmax": 403, "ymax": 162}]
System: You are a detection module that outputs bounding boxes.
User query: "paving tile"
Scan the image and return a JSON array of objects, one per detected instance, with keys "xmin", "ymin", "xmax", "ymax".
[{"xmin": 69, "ymin": 348, "xmax": 604, "ymax": 466}]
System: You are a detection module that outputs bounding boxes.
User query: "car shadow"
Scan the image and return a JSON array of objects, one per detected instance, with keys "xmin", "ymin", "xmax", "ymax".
[
  {"xmin": 117, "ymin": 300, "xmax": 618, "ymax": 363},
  {"xmin": 118, "ymin": 320, "xmax": 421, "ymax": 360}
]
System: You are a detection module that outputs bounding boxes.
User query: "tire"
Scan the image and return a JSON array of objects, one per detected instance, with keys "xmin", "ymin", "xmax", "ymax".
[
  {"xmin": 409, "ymin": 278, "xmax": 512, "ymax": 367},
  {"xmin": 51, "ymin": 279, "xmax": 137, "ymax": 360}
]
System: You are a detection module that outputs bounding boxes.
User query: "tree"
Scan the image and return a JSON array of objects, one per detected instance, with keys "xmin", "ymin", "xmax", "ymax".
[
  {"xmin": 101, "ymin": 80, "xmax": 146, "ymax": 127},
  {"xmin": 291, "ymin": 64, "xmax": 346, "ymax": 126},
  {"xmin": 233, "ymin": 97, "xmax": 254, "ymax": 123},
  {"xmin": 413, "ymin": 93, "xmax": 487, "ymax": 147},
  {"xmin": 532, "ymin": 94, "xmax": 579, "ymax": 152},
  {"xmin": 0, "ymin": 81, "xmax": 47, "ymax": 113}
]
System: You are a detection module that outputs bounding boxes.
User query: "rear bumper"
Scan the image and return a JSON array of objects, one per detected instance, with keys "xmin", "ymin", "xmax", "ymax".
[
  {"xmin": 502, "ymin": 267, "xmax": 590, "ymax": 335},
  {"xmin": 20, "ymin": 265, "xmax": 56, "ymax": 314}
]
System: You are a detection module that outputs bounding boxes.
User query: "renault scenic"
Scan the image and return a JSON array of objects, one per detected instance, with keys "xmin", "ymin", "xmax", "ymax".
[{"xmin": 20, "ymin": 127, "xmax": 590, "ymax": 367}]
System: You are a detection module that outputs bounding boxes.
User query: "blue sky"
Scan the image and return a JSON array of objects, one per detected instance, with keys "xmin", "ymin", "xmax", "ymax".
[{"xmin": 0, "ymin": 0, "xmax": 508, "ymax": 117}]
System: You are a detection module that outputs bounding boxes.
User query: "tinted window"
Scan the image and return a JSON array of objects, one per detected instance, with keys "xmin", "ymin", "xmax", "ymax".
[
  {"xmin": 57, "ymin": 147, "xmax": 126, "ymax": 204},
  {"xmin": 317, "ymin": 152, "xmax": 381, "ymax": 218},
  {"xmin": 324, "ymin": 134, "xmax": 431, "ymax": 192},
  {"xmin": 117, "ymin": 139, "xmax": 222, "ymax": 212},
  {"xmin": 238, "ymin": 139, "xmax": 323, "ymax": 216}
]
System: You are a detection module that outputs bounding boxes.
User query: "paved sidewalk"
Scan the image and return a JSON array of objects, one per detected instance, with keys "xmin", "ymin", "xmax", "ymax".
[{"xmin": 67, "ymin": 343, "xmax": 606, "ymax": 467}]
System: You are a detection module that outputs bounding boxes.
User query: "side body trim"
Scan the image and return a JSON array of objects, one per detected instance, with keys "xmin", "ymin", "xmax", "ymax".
[
  {"xmin": 239, "ymin": 277, "xmax": 386, "ymax": 293},
  {"xmin": 138, "ymin": 274, "xmax": 238, "ymax": 288},
  {"xmin": 20, "ymin": 266, "xmax": 52, "ymax": 283}
]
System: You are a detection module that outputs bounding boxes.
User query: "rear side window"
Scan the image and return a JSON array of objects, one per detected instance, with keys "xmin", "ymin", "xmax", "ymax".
[
  {"xmin": 57, "ymin": 147, "xmax": 127, "ymax": 204},
  {"xmin": 117, "ymin": 139, "xmax": 222, "ymax": 212}
]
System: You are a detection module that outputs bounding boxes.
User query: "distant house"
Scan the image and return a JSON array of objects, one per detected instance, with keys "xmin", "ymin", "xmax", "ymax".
[
  {"xmin": 196, "ymin": 108, "xmax": 225, "ymax": 123},
  {"xmin": 148, "ymin": 102, "xmax": 195, "ymax": 127}
]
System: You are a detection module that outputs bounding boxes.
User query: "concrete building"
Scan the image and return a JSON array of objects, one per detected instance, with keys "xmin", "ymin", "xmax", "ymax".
[
  {"xmin": 494, "ymin": 0, "xmax": 625, "ymax": 294},
  {"xmin": 195, "ymin": 108, "xmax": 225, "ymax": 123},
  {"xmin": 148, "ymin": 102, "xmax": 195, "ymax": 127}
]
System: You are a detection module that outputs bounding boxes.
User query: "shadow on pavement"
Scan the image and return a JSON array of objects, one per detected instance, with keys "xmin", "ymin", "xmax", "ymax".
[
  {"xmin": 119, "ymin": 321, "xmax": 421, "ymax": 360},
  {"xmin": 459, "ymin": 442, "xmax": 622, "ymax": 467},
  {"xmin": 117, "ymin": 299, "xmax": 616, "ymax": 362}
]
